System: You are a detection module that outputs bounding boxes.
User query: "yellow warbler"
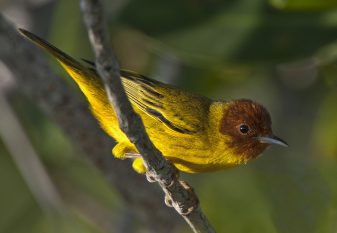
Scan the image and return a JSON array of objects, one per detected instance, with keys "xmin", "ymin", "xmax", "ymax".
[{"xmin": 19, "ymin": 29, "xmax": 287, "ymax": 174}]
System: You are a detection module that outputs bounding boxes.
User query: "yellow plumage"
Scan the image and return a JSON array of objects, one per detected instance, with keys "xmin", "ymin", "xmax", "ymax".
[
  {"xmin": 19, "ymin": 29, "xmax": 285, "ymax": 174},
  {"xmin": 63, "ymin": 62, "xmax": 237, "ymax": 173}
]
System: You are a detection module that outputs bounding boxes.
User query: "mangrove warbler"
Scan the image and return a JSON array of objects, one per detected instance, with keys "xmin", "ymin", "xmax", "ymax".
[{"xmin": 19, "ymin": 29, "xmax": 288, "ymax": 174}]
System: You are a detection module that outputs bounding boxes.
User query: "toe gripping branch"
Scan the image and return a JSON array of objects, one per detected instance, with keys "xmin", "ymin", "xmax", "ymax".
[{"xmin": 146, "ymin": 160, "xmax": 199, "ymax": 216}]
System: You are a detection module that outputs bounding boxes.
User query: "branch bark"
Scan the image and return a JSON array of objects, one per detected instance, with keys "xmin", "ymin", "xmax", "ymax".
[
  {"xmin": 0, "ymin": 14, "xmax": 180, "ymax": 233},
  {"xmin": 80, "ymin": 1, "xmax": 216, "ymax": 232}
]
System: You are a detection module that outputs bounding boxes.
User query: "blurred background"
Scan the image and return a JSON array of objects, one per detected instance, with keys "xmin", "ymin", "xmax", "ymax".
[{"xmin": 1, "ymin": 0, "xmax": 337, "ymax": 232}]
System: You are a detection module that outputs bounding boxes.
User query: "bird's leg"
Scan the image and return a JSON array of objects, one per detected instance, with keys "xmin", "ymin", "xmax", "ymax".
[
  {"xmin": 112, "ymin": 142, "xmax": 137, "ymax": 160},
  {"xmin": 124, "ymin": 153, "xmax": 141, "ymax": 159},
  {"xmin": 112, "ymin": 143, "xmax": 148, "ymax": 173}
]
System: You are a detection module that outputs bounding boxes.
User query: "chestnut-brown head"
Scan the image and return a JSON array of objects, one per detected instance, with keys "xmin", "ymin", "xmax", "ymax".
[{"xmin": 220, "ymin": 99, "xmax": 287, "ymax": 160}]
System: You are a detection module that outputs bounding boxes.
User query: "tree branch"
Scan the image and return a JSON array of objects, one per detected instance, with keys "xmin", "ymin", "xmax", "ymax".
[
  {"xmin": 0, "ymin": 14, "xmax": 180, "ymax": 233},
  {"xmin": 80, "ymin": 0, "xmax": 216, "ymax": 232}
]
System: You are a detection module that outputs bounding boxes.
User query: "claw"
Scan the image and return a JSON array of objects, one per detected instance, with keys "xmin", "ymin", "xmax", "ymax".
[
  {"xmin": 176, "ymin": 180, "xmax": 199, "ymax": 216},
  {"xmin": 164, "ymin": 194, "xmax": 173, "ymax": 207},
  {"xmin": 145, "ymin": 172, "xmax": 156, "ymax": 183},
  {"xmin": 178, "ymin": 205, "xmax": 196, "ymax": 216}
]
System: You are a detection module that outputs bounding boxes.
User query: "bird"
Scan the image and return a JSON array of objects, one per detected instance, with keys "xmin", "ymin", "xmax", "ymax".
[{"xmin": 18, "ymin": 28, "xmax": 288, "ymax": 174}]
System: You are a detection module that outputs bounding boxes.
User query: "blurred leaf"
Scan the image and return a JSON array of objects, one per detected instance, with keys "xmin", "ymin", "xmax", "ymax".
[
  {"xmin": 0, "ymin": 93, "xmax": 122, "ymax": 232},
  {"xmin": 10, "ymin": 94, "xmax": 121, "ymax": 207},
  {"xmin": 320, "ymin": 63, "xmax": 337, "ymax": 87},
  {"xmin": 270, "ymin": 0, "xmax": 337, "ymax": 11},
  {"xmin": 315, "ymin": 159, "xmax": 337, "ymax": 233},
  {"xmin": 0, "ymin": 142, "xmax": 39, "ymax": 233},
  {"xmin": 49, "ymin": 0, "xmax": 86, "ymax": 56},
  {"xmin": 117, "ymin": 0, "xmax": 337, "ymax": 65},
  {"xmin": 30, "ymin": 213, "xmax": 102, "ymax": 233},
  {"xmin": 192, "ymin": 167, "xmax": 277, "ymax": 233},
  {"xmin": 254, "ymin": 155, "xmax": 330, "ymax": 233},
  {"xmin": 312, "ymin": 90, "xmax": 337, "ymax": 158},
  {"xmin": 48, "ymin": 0, "xmax": 92, "ymax": 78},
  {"xmin": 314, "ymin": 39, "xmax": 337, "ymax": 87},
  {"xmin": 118, "ymin": 0, "xmax": 238, "ymax": 35}
]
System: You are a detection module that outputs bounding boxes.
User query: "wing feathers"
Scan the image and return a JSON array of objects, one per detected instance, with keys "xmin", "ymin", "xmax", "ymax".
[{"xmin": 121, "ymin": 70, "xmax": 210, "ymax": 135}]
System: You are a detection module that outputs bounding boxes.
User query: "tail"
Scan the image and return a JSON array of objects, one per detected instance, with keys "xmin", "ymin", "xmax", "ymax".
[
  {"xmin": 18, "ymin": 29, "xmax": 122, "ymax": 136},
  {"xmin": 18, "ymin": 28, "xmax": 105, "ymax": 98},
  {"xmin": 19, "ymin": 28, "xmax": 87, "ymax": 73}
]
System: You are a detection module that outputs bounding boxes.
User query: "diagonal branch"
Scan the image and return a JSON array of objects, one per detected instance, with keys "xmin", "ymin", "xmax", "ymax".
[
  {"xmin": 80, "ymin": 0, "xmax": 216, "ymax": 232},
  {"xmin": 0, "ymin": 13, "xmax": 180, "ymax": 233}
]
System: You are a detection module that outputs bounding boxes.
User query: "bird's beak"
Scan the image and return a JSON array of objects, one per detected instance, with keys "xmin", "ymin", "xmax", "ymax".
[{"xmin": 256, "ymin": 135, "xmax": 288, "ymax": 147}]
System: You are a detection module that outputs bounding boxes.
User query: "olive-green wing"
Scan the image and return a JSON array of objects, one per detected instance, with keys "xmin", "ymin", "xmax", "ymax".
[
  {"xmin": 120, "ymin": 70, "xmax": 211, "ymax": 134},
  {"xmin": 18, "ymin": 29, "xmax": 210, "ymax": 135}
]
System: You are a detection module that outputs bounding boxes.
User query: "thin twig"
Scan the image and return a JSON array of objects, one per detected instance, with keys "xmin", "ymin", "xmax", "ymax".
[
  {"xmin": 0, "ymin": 13, "xmax": 179, "ymax": 233},
  {"xmin": 80, "ymin": 1, "xmax": 216, "ymax": 232}
]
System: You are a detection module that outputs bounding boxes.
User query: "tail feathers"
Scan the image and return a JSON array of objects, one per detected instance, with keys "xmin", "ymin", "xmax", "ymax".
[
  {"xmin": 18, "ymin": 28, "xmax": 107, "ymax": 108},
  {"xmin": 18, "ymin": 28, "xmax": 88, "ymax": 74}
]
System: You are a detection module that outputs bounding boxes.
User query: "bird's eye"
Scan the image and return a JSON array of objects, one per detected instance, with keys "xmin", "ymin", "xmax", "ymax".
[{"xmin": 239, "ymin": 124, "xmax": 249, "ymax": 134}]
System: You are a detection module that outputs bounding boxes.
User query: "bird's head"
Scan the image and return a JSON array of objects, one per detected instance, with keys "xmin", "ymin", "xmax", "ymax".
[{"xmin": 220, "ymin": 99, "xmax": 287, "ymax": 160}]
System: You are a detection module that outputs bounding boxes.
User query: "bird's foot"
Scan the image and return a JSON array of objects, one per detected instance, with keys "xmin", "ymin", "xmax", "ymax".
[
  {"xmin": 145, "ymin": 171, "xmax": 156, "ymax": 183},
  {"xmin": 132, "ymin": 157, "xmax": 147, "ymax": 174},
  {"xmin": 164, "ymin": 180, "xmax": 199, "ymax": 216},
  {"xmin": 112, "ymin": 142, "xmax": 137, "ymax": 160}
]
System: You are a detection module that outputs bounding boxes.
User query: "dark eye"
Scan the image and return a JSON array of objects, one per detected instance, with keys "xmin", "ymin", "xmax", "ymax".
[{"xmin": 239, "ymin": 124, "xmax": 249, "ymax": 134}]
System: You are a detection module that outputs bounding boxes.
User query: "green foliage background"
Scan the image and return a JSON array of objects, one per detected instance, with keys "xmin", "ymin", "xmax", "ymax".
[{"xmin": 2, "ymin": 0, "xmax": 337, "ymax": 232}]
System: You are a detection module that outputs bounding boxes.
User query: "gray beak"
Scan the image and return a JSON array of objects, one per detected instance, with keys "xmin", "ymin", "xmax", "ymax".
[{"xmin": 256, "ymin": 135, "xmax": 288, "ymax": 147}]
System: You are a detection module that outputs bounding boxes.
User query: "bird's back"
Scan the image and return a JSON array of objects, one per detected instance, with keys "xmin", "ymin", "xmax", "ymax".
[{"xmin": 19, "ymin": 29, "xmax": 223, "ymax": 173}]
